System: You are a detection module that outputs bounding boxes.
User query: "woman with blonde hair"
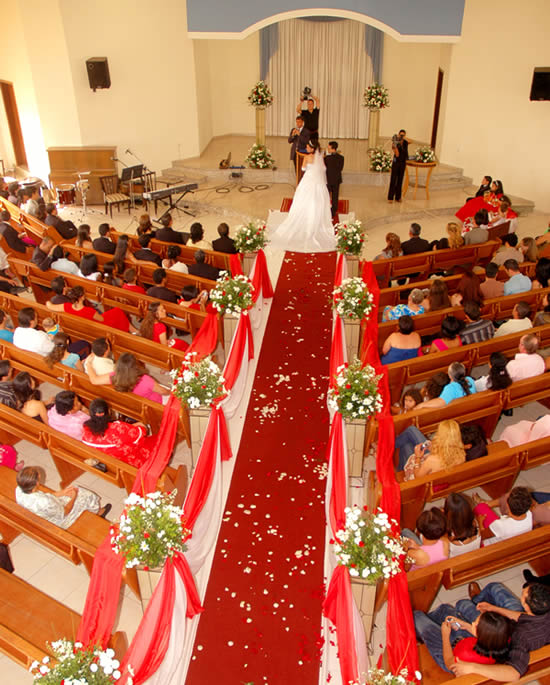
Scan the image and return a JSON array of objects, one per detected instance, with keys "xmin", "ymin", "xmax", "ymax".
[
  {"xmin": 401, "ymin": 419, "xmax": 466, "ymax": 480},
  {"xmin": 375, "ymin": 232, "xmax": 402, "ymax": 260},
  {"xmin": 520, "ymin": 237, "xmax": 538, "ymax": 263},
  {"xmin": 432, "ymin": 222, "xmax": 464, "ymax": 251}
]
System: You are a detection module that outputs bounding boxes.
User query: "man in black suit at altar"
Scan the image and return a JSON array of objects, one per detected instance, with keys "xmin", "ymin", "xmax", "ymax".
[
  {"xmin": 288, "ymin": 116, "xmax": 310, "ymax": 170},
  {"xmin": 324, "ymin": 141, "xmax": 345, "ymax": 218}
]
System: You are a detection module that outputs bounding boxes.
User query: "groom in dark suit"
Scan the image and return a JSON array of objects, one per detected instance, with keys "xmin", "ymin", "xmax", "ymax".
[
  {"xmin": 324, "ymin": 141, "xmax": 345, "ymax": 217},
  {"xmin": 288, "ymin": 116, "xmax": 310, "ymax": 170}
]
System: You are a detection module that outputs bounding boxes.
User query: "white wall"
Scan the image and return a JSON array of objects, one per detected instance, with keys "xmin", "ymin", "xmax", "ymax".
[{"xmin": 439, "ymin": 0, "xmax": 550, "ymax": 211}]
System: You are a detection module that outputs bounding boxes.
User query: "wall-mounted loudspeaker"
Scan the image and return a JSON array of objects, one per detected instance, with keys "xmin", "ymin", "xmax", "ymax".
[{"xmin": 86, "ymin": 57, "xmax": 111, "ymax": 92}]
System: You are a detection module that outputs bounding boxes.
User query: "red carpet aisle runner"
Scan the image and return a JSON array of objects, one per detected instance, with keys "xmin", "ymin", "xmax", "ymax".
[{"xmin": 186, "ymin": 252, "xmax": 336, "ymax": 685}]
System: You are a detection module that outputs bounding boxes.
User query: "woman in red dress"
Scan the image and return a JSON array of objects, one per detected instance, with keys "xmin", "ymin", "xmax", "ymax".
[
  {"xmin": 139, "ymin": 301, "xmax": 189, "ymax": 351},
  {"xmin": 81, "ymin": 398, "xmax": 158, "ymax": 468},
  {"xmin": 46, "ymin": 286, "xmax": 137, "ymax": 333}
]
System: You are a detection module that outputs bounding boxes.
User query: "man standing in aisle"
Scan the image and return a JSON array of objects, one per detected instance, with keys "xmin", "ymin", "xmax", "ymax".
[
  {"xmin": 388, "ymin": 129, "xmax": 410, "ymax": 203},
  {"xmin": 324, "ymin": 141, "xmax": 345, "ymax": 218}
]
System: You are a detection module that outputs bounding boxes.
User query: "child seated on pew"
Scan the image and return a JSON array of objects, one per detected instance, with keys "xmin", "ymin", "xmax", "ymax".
[
  {"xmin": 391, "ymin": 388, "xmax": 423, "ymax": 415},
  {"xmin": 403, "ymin": 507, "xmax": 449, "ymax": 570},
  {"xmin": 0, "ymin": 310, "xmax": 14, "ymax": 343},
  {"xmin": 473, "ymin": 487, "xmax": 533, "ymax": 545},
  {"xmin": 41, "ymin": 316, "xmax": 60, "ymax": 337}
]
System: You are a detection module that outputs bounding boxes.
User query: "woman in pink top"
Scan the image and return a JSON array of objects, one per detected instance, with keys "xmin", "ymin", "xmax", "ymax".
[
  {"xmin": 500, "ymin": 414, "xmax": 550, "ymax": 448},
  {"xmin": 405, "ymin": 508, "xmax": 450, "ymax": 571}
]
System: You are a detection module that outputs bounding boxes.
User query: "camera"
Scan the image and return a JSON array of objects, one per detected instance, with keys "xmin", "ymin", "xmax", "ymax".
[
  {"xmin": 302, "ymin": 86, "xmax": 312, "ymax": 101},
  {"xmin": 392, "ymin": 133, "xmax": 402, "ymax": 145}
]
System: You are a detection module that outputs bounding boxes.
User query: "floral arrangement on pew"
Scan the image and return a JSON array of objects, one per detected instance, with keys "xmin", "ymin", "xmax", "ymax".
[
  {"xmin": 30, "ymin": 639, "xmax": 124, "ymax": 683},
  {"xmin": 331, "ymin": 505, "xmax": 405, "ymax": 581},
  {"xmin": 111, "ymin": 491, "xmax": 190, "ymax": 570},
  {"xmin": 170, "ymin": 353, "xmax": 227, "ymax": 409},
  {"xmin": 245, "ymin": 143, "xmax": 275, "ymax": 169},
  {"xmin": 327, "ymin": 358, "xmax": 382, "ymax": 420},
  {"xmin": 234, "ymin": 220, "xmax": 269, "ymax": 253},
  {"xmin": 359, "ymin": 667, "xmax": 421, "ymax": 685},
  {"xmin": 210, "ymin": 271, "xmax": 255, "ymax": 317},
  {"xmin": 363, "ymin": 83, "xmax": 390, "ymax": 110},
  {"xmin": 414, "ymin": 146, "xmax": 436, "ymax": 163},
  {"xmin": 335, "ymin": 219, "xmax": 366, "ymax": 256},
  {"xmin": 248, "ymin": 80, "xmax": 273, "ymax": 108},
  {"xmin": 369, "ymin": 147, "xmax": 392, "ymax": 173},
  {"xmin": 332, "ymin": 277, "xmax": 374, "ymax": 320}
]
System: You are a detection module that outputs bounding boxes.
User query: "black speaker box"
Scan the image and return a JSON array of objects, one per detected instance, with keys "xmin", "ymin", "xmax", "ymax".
[
  {"xmin": 86, "ymin": 57, "xmax": 111, "ymax": 92},
  {"xmin": 530, "ymin": 67, "xmax": 550, "ymax": 101}
]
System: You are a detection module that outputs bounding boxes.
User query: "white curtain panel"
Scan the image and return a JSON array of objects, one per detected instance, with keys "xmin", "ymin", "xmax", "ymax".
[
  {"xmin": 220, "ymin": 318, "xmax": 250, "ymax": 420},
  {"xmin": 248, "ymin": 255, "xmax": 268, "ymax": 331},
  {"xmin": 266, "ymin": 18, "xmax": 374, "ymax": 139}
]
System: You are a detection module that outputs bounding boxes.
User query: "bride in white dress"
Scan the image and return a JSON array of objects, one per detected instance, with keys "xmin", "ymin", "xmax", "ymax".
[{"xmin": 269, "ymin": 139, "xmax": 336, "ymax": 253}]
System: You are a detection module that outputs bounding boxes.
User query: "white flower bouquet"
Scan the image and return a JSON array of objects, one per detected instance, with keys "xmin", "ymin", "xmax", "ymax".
[
  {"xmin": 211, "ymin": 271, "xmax": 254, "ymax": 317},
  {"xmin": 363, "ymin": 83, "xmax": 390, "ymax": 110},
  {"xmin": 245, "ymin": 143, "xmax": 275, "ymax": 169},
  {"xmin": 369, "ymin": 146, "xmax": 392, "ymax": 172},
  {"xmin": 248, "ymin": 80, "xmax": 273, "ymax": 108},
  {"xmin": 414, "ymin": 146, "xmax": 436, "ymax": 163},
  {"xmin": 234, "ymin": 220, "xmax": 268, "ymax": 253},
  {"xmin": 332, "ymin": 277, "xmax": 374, "ymax": 320},
  {"xmin": 111, "ymin": 491, "xmax": 190, "ymax": 570},
  {"xmin": 335, "ymin": 220, "xmax": 366, "ymax": 256},
  {"xmin": 349, "ymin": 667, "xmax": 421, "ymax": 685},
  {"xmin": 327, "ymin": 358, "xmax": 382, "ymax": 420},
  {"xmin": 170, "ymin": 353, "xmax": 227, "ymax": 409},
  {"xmin": 30, "ymin": 639, "xmax": 123, "ymax": 683},
  {"xmin": 331, "ymin": 505, "xmax": 405, "ymax": 582}
]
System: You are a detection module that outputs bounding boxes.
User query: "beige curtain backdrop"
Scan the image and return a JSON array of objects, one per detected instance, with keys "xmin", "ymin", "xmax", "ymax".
[{"xmin": 265, "ymin": 18, "xmax": 374, "ymax": 139}]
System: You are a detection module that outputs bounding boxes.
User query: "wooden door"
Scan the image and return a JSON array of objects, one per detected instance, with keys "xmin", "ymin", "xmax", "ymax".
[{"xmin": 0, "ymin": 81, "xmax": 27, "ymax": 168}]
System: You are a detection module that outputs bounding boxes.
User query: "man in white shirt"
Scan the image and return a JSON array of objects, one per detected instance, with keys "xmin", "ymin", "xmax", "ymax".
[
  {"xmin": 506, "ymin": 333, "xmax": 545, "ymax": 382},
  {"xmin": 494, "ymin": 302, "xmax": 533, "ymax": 338},
  {"xmin": 479, "ymin": 487, "xmax": 533, "ymax": 546},
  {"xmin": 13, "ymin": 307, "xmax": 54, "ymax": 356}
]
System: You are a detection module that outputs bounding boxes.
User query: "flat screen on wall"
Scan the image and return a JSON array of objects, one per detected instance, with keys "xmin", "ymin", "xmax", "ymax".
[{"xmin": 530, "ymin": 68, "xmax": 550, "ymax": 101}]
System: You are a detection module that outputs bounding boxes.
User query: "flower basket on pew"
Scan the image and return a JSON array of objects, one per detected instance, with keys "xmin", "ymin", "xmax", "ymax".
[
  {"xmin": 328, "ymin": 359, "xmax": 382, "ymax": 479},
  {"xmin": 30, "ymin": 639, "xmax": 123, "ymax": 683},
  {"xmin": 210, "ymin": 271, "xmax": 255, "ymax": 361},
  {"xmin": 332, "ymin": 277, "xmax": 374, "ymax": 360},
  {"xmin": 335, "ymin": 220, "xmax": 366, "ymax": 277},
  {"xmin": 111, "ymin": 490, "xmax": 190, "ymax": 613},
  {"xmin": 331, "ymin": 505, "xmax": 405, "ymax": 642},
  {"xmin": 234, "ymin": 220, "xmax": 268, "ymax": 275},
  {"xmin": 171, "ymin": 353, "xmax": 227, "ymax": 467}
]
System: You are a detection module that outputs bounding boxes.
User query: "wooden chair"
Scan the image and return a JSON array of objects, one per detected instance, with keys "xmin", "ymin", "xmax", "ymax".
[
  {"xmin": 99, "ymin": 175, "xmax": 130, "ymax": 217},
  {"xmin": 141, "ymin": 171, "xmax": 158, "ymax": 213}
]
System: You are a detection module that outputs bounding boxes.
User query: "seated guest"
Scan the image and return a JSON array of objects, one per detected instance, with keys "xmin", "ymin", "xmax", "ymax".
[
  {"xmin": 391, "ymin": 388, "xmax": 423, "ymax": 415},
  {"xmin": 162, "ymin": 245, "xmax": 189, "ymax": 273},
  {"xmin": 492, "ymin": 233, "xmax": 523, "ymax": 266},
  {"xmin": 532, "ymin": 257, "xmax": 550, "ymax": 289},
  {"xmin": 403, "ymin": 508, "xmax": 449, "ymax": 569},
  {"xmin": 44, "ymin": 203, "xmax": 77, "ymax": 240},
  {"xmin": 76, "ymin": 224, "xmax": 93, "ymax": 249},
  {"xmin": 382, "ymin": 288, "xmax": 424, "ymax": 321},
  {"xmin": 102, "ymin": 261, "xmax": 121, "ymax": 287},
  {"xmin": 460, "ymin": 301, "xmax": 495, "ymax": 344},
  {"xmin": 92, "ymin": 223, "xmax": 116, "ymax": 254},
  {"xmin": 474, "ymin": 174, "xmax": 492, "ymax": 198},
  {"xmin": 82, "ymin": 398, "xmax": 157, "ymax": 467},
  {"xmin": 15, "ymin": 466, "xmax": 109, "ymax": 527},
  {"xmin": 13, "ymin": 372, "xmax": 49, "ymax": 423},
  {"xmin": 501, "ymin": 413, "xmax": 550, "ymax": 448},
  {"xmin": 0, "ymin": 209, "xmax": 28, "ymax": 253},
  {"xmin": 480, "ymin": 262, "xmax": 504, "ymax": 299},
  {"xmin": 133, "ymin": 233, "xmax": 162, "ymax": 265},
  {"xmin": 474, "ymin": 351, "xmax": 512, "ymax": 392},
  {"xmin": 7, "ymin": 182, "xmax": 19, "ymax": 204},
  {"xmin": 178, "ymin": 285, "xmax": 213, "ymax": 313},
  {"xmin": 35, "ymin": 204, "xmax": 48, "ymax": 223},
  {"xmin": 503, "ymin": 258, "xmax": 532, "ymax": 295},
  {"xmin": 535, "ymin": 293, "xmax": 550, "ymax": 326},
  {"xmin": 85, "ymin": 337, "xmax": 115, "ymax": 375},
  {"xmin": 189, "ymin": 222, "xmax": 212, "ymax": 250},
  {"xmin": 432, "ymin": 221, "xmax": 464, "ymax": 251},
  {"xmin": 112, "ymin": 234, "xmax": 134, "ymax": 275},
  {"xmin": 494, "ymin": 301, "xmax": 532, "ymax": 338},
  {"xmin": 0, "ymin": 360, "xmax": 17, "ymax": 409},
  {"xmin": 137, "ymin": 213, "xmax": 155, "ymax": 238},
  {"xmin": 374, "ymin": 232, "xmax": 402, "ymax": 260},
  {"xmin": 50, "ymin": 276, "xmax": 70, "ymax": 304},
  {"xmin": 21, "ymin": 186, "xmax": 40, "ymax": 216},
  {"xmin": 188, "ymin": 249, "xmax": 221, "ymax": 281},
  {"xmin": 146, "ymin": 268, "xmax": 179, "ymax": 303},
  {"xmin": 492, "ymin": 195, "xmax": 518, "ymax": 233},
  {"xmin": 140, "ymin": 301, "xmax": 189, "ymax": 350},
  {"xmin": 422, "ymin": 362, "xmax": 476, "ymax": 408},
  {"xmin": 13, "ymin": 307, "xmax": 54, "ymax": 356},
  {"xmin": 423, "ymin": 279, "xmax": 451, "ymax": 312},
  {"xmin": 489, "ymin": 179, "xmax": 504, "ymax": 198},
  {"xmin": 464, "ymin": 211, "xmax": 489, "ymax": 245},
  {"xmin": 122, "ymin": 267, "xmax": 146, "ymax": 294},
  {"xmin": 32, "ymin": 236, "xmax": 57, "ymax": 271},
  {"xmin": 428, "ymin": 315, "xmax": 463, "ymax": 353},
  {"xmin": 156, "ymin": 213, "xmax": 189, "ymax": 244},
  {"xmin": 50, "ymin": 245, "xmax": 79, "ymax": 275},
  {"xmin": 47, "ymin": 391, "xmax": 89, "ymax": 440},
  {"xmin": 520, "ymin": 237, "xmax": 538, "ymax": 263},
  {"xmin": 450, "ymin": 271, "xmax": 484, "ymax": 307},
  {"xmin": 506, "ymin": 333, "xmax": 545, "ymax": 381},
  {"xmin": 380, "ymin": 315, "xmax": 421, "ymax": 364},
  {"xmin": 212, "ymin": 222, "xmax": 237, "ymax": 254},
  {"xmin": 401, "ymin": 223, "xmax": 430, "ymax": 255},
  {"xmin": 421, "ymin": 371, "xmax": 450, "ymax": 401},
  {"xmin": 0, "ymin": 311, "xmax": 13, "ymax": 343},
  {"xmin": 45, "ymin": 332, "xmax": 84, "ymax": 371},
  {"xmin": 46, "ymin": 286, "xmax": 135, "ymax": 333},
  {"xmin": 460, "ymin": 424, "xmax": 488, "ymax": 462},
  {"xmin": 86, "ymin": 351, "xmax": 170, "ymax": 404},
  {"xmin": 78, "ymin": 253, "xmax": 101, "ymax": 281},
  {"xmin": 400, "ymin": 419, "xmax": 466, "ymax": 479},
  {"xmin": 473, "ymin": 487, "xmax": 533, "ymax": 545}
]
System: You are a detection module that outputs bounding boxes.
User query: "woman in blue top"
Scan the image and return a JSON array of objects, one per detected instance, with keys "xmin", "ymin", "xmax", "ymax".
[
  {"xmin": 0, "ymin": 311, "xmax": 13, "ymax": 343},
  {"xmin": 44, "ymin": 332, "xmax": 84, "ymax": 371},
  {"xmin": 422, "ymin": 362, "xmax": 476, "ymax": 408},
  {"xmin": 381, "ymin": 315, "xmax": 422, "ymax": 365}
]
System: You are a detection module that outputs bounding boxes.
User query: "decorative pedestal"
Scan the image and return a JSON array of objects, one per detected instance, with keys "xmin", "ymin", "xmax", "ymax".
[
  {"xmin": 189, "ymin": 406, "xmax": 211, "ymax": 468},
  {"xmin": 223, "ymin": 312, "xmax": 239, "ymax": 362},
  {"xmin": 343, "ymin": 317, "xmax": 361, "ymax": 361},
  {"xmin": 136, "ymin": 566, "xmax": 163, "ymax": 613},
  {"xmin": 255, "ymin": 107, "xmax": 266, "ymax": 146},
  {"xmin": 345, "ymin": 255, "xmax": 361, "ymax": 278},
  {"xmin": 242, "ymin": 251, "xmax": 257, "ymax": 277},
  {"xmin": 403, "ymin": 160, "xmax": 438, "ymax": 200},
  {"xmin": 345, "ymin": 417, "xmax": 366, "ymax": 479},
  {"xmin": 350, "ymin": 577, "xmax": 380, "ymax": 642},
  {"xmin": 367, "ymin": 109, "xmax": 380, "ymax": 150}
]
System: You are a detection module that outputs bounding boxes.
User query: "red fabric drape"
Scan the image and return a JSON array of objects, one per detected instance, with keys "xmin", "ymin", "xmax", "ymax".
[
  {"xmin": 251, "ymin": 249, "xmax": 274, "ymax": 301},
  {"xmin": 223, "ymin": 313, "xmax": 254, "ymax": 392},
  {"xmin": 334, "ymin": 252, "xmax": 345, "ymax": 286},
  {"xmin": 328, "ymin": 316, "xmax": 345, "ymax": 387},
  {"xmin": 176, "ymin": 552, "xmax": 203, "ymax": 618},
  {"xmin": 187, "ymin": 311, "xmax": 219, "ymax": 360},
  {"xmin": 230, "ymin": 253, "xmax": 244, "ymax": 276},
  {"xmin": 326, "ymin": 412, "xmax": 346, "ymax": 534}
]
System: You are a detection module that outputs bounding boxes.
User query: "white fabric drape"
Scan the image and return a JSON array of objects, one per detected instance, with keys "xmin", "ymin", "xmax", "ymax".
[{"xmin": 266, "ymin": 19, "xmax": 374, "ymax": 139}]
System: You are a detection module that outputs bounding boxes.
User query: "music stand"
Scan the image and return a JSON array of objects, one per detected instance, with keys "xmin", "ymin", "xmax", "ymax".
[{"xmin": 121, "ymin": 165, "xmax": 144, "ymax": 182}]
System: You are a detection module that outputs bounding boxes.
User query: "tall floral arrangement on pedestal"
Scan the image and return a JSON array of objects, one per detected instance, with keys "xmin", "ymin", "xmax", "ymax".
[
  {"xmin": 210, "ymin": 271, "xmax": 254, "ymax": 317},
  {"xmin": 248, "ymin": 80, "xmax": 274, "ymax": 162},
  {"xmin": 369, "ymin": 146, "xmax": 392, "ymax": 172},
  {"xmin": 170, "ymin": 353, "xmax": 227, "ymax": 409},
  {"xmin": 327, "ymin": 359, "xmax": 382, "ymax": 420},
  {"xmin": 332, "ymin": 277, "xmax": 374, "ymax": 320},
  {"xmin": 335, "ymin": 220, "xmax": 365, "ymax": 256},
  {"xmin": 30, "ymin": 640, "xmax": 124, "ymax": 683},
  {"xmin": 248, "ymin": 80, "xmax": 273, "ymax": 108},
  {"xmin": 363, "ymin": 83, "xmax": 390, "ymax": 110},
  {"xmin": 234, "ymin": 220, "xmax": 268, "ymax": 253}
]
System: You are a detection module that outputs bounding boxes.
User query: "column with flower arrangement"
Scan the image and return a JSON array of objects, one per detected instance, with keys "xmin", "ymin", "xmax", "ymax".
[
  {"xmin": 332, "ymin": 277, "xmax": 375, "ymax": 361},
  {"xmin": 234, "ymin": 219, "xmax": 269, "ymax": 276},
  {"xmin": 30, "ymin": 640, "xmax": 124, "ymax": 684},
  {"xmin": 210, "ymin": 271, "xmax": 255, "ymax": 363},
  {"xmin": 110, "ymin": 490, "xmax": 191, "ymax": 612},
  {"xmin": 246, "ymin": 80, "xmax": 275, "ymax": 169},
  {"xmin": 335, "ymin": 219, "xmax": 366, "ymax": 278},
  {"xmin": 328, "ymin": 360, "xmax": 383, "ymax": 478},
  {"xmin": 331, "ymin": 505, "xmax": 406, "ymax": 642},
  {"xmin": 171, "ymin": 354, "xmax": 227, "ymax": 467},
  {"xmin": 363, "ymin": 83, "xmax": 389, "ymax": 151}
]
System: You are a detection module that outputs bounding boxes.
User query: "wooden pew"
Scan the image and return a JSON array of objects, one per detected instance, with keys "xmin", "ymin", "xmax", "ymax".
[{"xmin": 0, "ymin": 569, "xmax": 128, "ymax": 669}]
